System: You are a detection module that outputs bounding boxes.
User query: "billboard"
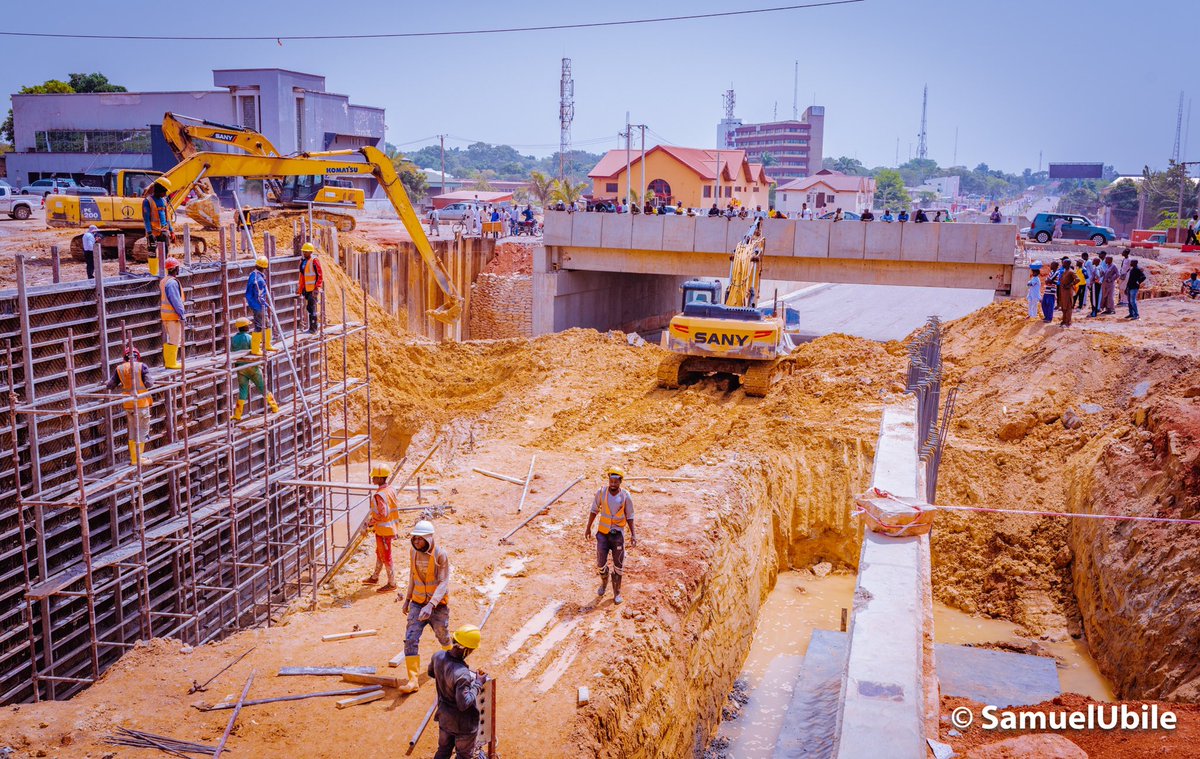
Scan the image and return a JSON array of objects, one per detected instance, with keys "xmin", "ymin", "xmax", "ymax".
[{"xmin": 1049, "ymin": 162, "xmax": 1104, "ymax": 179}]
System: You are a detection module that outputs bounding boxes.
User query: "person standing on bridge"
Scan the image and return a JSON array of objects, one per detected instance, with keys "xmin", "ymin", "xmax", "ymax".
[
  {"xmin": 585, "ymin": 466, "xmax": 636, "ymax": 605},
  {"xmin": 990, "ymin": 206, "xmax": 1002, "ymax": 223},
  {"xmin": 1026, "ymin": 261, "xmax": 1043, "ymax": 319}
]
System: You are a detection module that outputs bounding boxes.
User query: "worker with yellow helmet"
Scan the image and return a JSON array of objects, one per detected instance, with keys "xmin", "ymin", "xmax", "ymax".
[
  {"xmin": 584, "ymin": 465, "xmax": 637, "ymax": 604},
  {"xmin": 142, "ymin": 176, "xmax": 174, "ymax": 258},
  {"xmin": 230, "ymin": 316, "xmax": 278, "ymax": 421},
  {"xmin": 363, "ymin": 464, "xmax": 399, "ymax": 592},
  {"xmin": 398, "ymin": 518, "xmax": 452, "ymax": 694},
  {"xmin": 244, "ymin": 255, "xmax": 278, "ymax": 355},
  {"xmin": 428, "ymin": 624, "xmax": 486, "ymax": 759},
  {"xmin": 296, "ymin": 242, "xmax": 323, "ymax": 335}
]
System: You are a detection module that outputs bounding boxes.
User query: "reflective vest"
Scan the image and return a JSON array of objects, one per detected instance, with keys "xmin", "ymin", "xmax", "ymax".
[
  {"xmin": 371, "ymin": 485, "xmax": 400, "ymax": 537},
  {"xmin": 117, "ymin": 360, "xmax": 151, "ymax": 409},
  {"xmin": 596, "ymin": 489, "xmax": 629, "ymax": 535},
  {"xmin": 160, "ymin": 276, "xmax": 181, "ymax": 321},
  {"xmin": 300, "ymin": 257, "xmax": 319, "ymax": 292},
  {"xmin": 410, "ymin": 548, "xmax": 448, "ymax": 605}
]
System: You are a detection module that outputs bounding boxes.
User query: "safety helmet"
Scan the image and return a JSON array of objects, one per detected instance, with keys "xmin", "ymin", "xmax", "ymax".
[
  {"xmin": 606, "ymin": 466, "xmax": 625, "ymax": 479},
  {"xmin": 369, "ymin": 465, "xmax": 392, "ymax": 479},
  {"xmin": 164, "ymin": 257, "xmax": 180, "ymax": 271},
  {"xmin": 255, "ymin": 256, "xmax": 269, "ymax": 269},
  {"xmin": 452, "ymin": 624, "xmax": 481, "ymax": 650},
  {"xmin": 301, "ymin": 242, "xmax": 315, "ymax": 253},
  {"xmin": 124, "ymin": 346, "xmax": 141, "ymax": 360},
  {"xmin": 234, "ymin": 317, "xmax": 251, "ymax": 329},
  {"xmin": 411, "ymin": 520, "xmax": 435, "ymax": 537},
  {"xmin": 153, "ymin": 176, "xmax": 172, "ymax": 191}
]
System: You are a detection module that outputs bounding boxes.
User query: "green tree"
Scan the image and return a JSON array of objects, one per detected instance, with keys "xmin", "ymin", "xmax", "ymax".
[
  {"xmin": 551, "ymin": 179, "xmax": 587, "ymax": 206},
  {"xmin": 67, "ymin": 72, "xmax": 126, "ymax": 93},
  {"xmin": 1103, "ymin": 179, "xmax": 1139, "ymax": 227},
  {"xmin": 528, "ymin": 170, "xmax": 556, "ymax": 206},
  {"xmin": 897, "ymin": 158, "xmax": 939, "ymax": 187},
  {"xmin": 469, "ymin": 169, "xmax": 497, "ymax": 191},
  {"xmin": 1139, "ymin": 161, "xmax": 1196, "ymax": 226},
  {"xmin": 873, "ymin": 169, "xmax": 910, "ymax": 210},
  {"xmin": 823, "ymin": 156, "xmax": 867, "ymax": 175}
]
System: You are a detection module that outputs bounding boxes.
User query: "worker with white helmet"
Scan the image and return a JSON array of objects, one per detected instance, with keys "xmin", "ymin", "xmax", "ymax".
[
  {"xmin": 362, "ymin": 464, "xmax": 399, "ymax": 592},
  {"xmin": 398, "ymin": 518, "xmax": 452, "ymax": 694},
  {"xmin": 584, "ymin": 465, "xmax": 637, "ymax": 604},
  {"xmin": 296, "ymin": 242, "xmax": 323, "ymax": 335},
  {"xmin": 428, "ymin": 624, "xmax": 486, "ymax": 759},
  {"xmin": 244, "ymin": 255, "xmax": 278, "ymax": 355}
]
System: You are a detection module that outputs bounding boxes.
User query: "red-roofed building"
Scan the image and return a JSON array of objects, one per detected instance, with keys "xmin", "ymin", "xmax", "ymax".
[
  {"xmin": 588, "ymin": 145, "xmax": 770, "ymax": 210},
  {"xmin": 777, "ymin": 169, "xmax": 875, "ymax": 215}
]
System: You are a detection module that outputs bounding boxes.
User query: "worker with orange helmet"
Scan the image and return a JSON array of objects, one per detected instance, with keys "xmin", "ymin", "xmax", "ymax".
[
  {"xmin": 105, "ymin": 345, "xmax": 155, "ymax": 466},
  {"xmin": 428, "ymin": 624, "xmax": 486, "ymax": 759},
  {"xmin": 297, "ymin": 242, "xmax": 323, "ymax": 335},
  {"xmin": 397, "ymin": 519, "xmax": 452, "ymax": 694},
  {"xmin": 159, "ymin": 257, "xmax": 187, "ymax": 370},
  {"xmin": 584, "ymin": 465, "xmax": 636, "ymax": 604},
  {"xmin": 363, "ymin": 464, "xmax": 399, "ymax": 592}
]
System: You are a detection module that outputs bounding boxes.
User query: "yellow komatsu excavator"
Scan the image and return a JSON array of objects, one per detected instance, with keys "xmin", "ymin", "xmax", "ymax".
[
  {"xmin": 160, "ymin": 112, "xmax": 365, "ymax": 232},
  {"xmin": 150, "ymin": 146, "xmax": 461, "ymax": 323},
  {"xmin": 656, "ymin": 220, "xmax": 791, "ymax": 396}
]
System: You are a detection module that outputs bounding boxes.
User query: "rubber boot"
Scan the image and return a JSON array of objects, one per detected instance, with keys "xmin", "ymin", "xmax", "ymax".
[
  {"xmin": 128, "ymin": 440, "xmax": 139, "ymax": 466},
  {"xmin": 266, "ymin": 392, "xmax": 279, "ymax": 413},
  {"xmin": 597, "ymin": 572, "xmax": 609, "ymax": 598},
  {"xmin": 163, "ymin": 343, "xmax": 181, "ymax": 370},
  {"xmin": 250, "ymin": 332, "xmax": 264, "ymax": 356},
  {"xmin": 399, "ymin": 656, "xmax": 421, "ymax": 694},
  {"xmin": 234, "ymin": 400, "xmax": 245, "ymax": 421},
  {"xmin": 612, "ymin": 574, "xmax": 624, "ymax": 605},
  {"xmin": 264, "ymin": 327, "xmax": 279, "ymax": 352}
]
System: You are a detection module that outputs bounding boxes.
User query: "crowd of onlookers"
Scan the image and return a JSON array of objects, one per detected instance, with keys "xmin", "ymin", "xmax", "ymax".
[
  {"xmin": 557, "ymin": 198, "xmax": 996, "ymax": 223},
  {"xmin": 1025, "ymin": 249, "xmax": 1149, "ymax": 324}
]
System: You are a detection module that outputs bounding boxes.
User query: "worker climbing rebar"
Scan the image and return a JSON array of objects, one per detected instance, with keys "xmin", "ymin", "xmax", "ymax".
[
  {"xmin": 584, "ymin": 466, "xmax": 636, "ymax": 605},
  {"xmin": 143, "ymin": 177, "xmax": 174, "ymax": 261},
  {"xmin": 397, "ymin": 520, "xmax": 451, "ymax": 694},
  {"xmin": 106, "ymin": 346, "xmax": 154, "ymax": 466},
  {"xmin": 362, "ymin": 465, "xmax": 399, "ymax": 592},
  {"xmin": 245, "ymin": 256, "xmax": 278, "ymax": 355},
  {"xmin": 159, "ymin": 258, "xmax": 187, "ymax": 370},
  {"xmin": 230, "ymin": 317, "xmax": 278, "ymax": 421},
  {"xmin": 428, "ymin": 625, "xmax": 486, "ymax": 759},
  {"xmin": 297, "ymin": 242, "xmax": 323, "ymax": 335}
]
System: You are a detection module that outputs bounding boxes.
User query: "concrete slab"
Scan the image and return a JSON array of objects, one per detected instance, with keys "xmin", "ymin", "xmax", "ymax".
[
  {"xmin": 774, "ymin": 629, "xmax": 847, "ymax": 759},
  {"xmin": 762, "ymin": 218, "xmax": 797, "ymax": 257},
  {"xmin": 570, "ymin": 213, "xmax": 602, "ymax": 247},
  {"xmin": 661, "ymin": 214, "xmax": 696, "ymax": 252},
  {"xmin": 977, "ymin": 224, "xmax": 1017, "ymax": 264},
  {"xmin": 631, "ymin": 214, "xmax": 664, "ymax": 250},
  {"xmin": 829, "ymin": 222, "xmax": 867, "ymax": 260},
  {"xmin": 543, "ymin": 212, "xmax": 572, "ymax": 246},
  {"xmin": 600, "ymin": 213, "xmax": 632, "ymax": 249},
  {"xmin": 935, "ymin": 643, "xmax": 1061, "ymax": 708},
  {"xmin": 694, "ymin": 216, "xmax": 730, "ymax": 253},
  {"xmin": 900, "ymin": 223, "xmax": 940, "ymax": 263},
  {"xmin": 794, "ymin": 220, "xmax": 831, "ymax": 258},
  {"xmin": 936, "ymin": 223, "xmax": 979, "ymax": 264},
  {"xmin": 864, "ymin": 222, "xmax": 902, "ymax": 260}
]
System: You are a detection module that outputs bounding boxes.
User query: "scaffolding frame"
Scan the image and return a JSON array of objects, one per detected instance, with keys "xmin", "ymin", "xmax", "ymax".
[{"xmin": 0, "ymin": 231, "xmax": 377, "ymax": 703}]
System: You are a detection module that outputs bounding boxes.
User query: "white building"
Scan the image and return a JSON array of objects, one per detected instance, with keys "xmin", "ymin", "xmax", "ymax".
[
  {"xmin": 909, "ymin": 175, "xmax": 960, "ymax": 202},
  {"xmin": 776, "ymin": 169, "xmax": 875, "ymax": 215}
]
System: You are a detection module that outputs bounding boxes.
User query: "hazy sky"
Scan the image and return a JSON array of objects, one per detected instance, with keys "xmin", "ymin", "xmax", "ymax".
[{"xmin": 0, "ymin": 0, "xmax": 1191, "ymax": 174}]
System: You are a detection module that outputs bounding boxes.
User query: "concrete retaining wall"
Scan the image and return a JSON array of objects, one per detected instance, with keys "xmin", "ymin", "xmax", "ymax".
[{"xmin": 532, "ymin": 270, "xmax": 685, "ymax": 335}]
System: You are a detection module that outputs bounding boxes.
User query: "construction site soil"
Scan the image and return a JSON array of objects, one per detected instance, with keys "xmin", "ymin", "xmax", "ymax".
[{"xmin": 0, "ymin": 222, "xmax": 1198, "ymax": 756}]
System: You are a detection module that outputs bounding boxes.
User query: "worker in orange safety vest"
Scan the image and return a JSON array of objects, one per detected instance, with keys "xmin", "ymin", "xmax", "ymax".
[
  {"xmin": 363, "ymin": 465, "xmax": 400, "ymax": 592},
  {"xmin": 105, "ymin": 346, "xmax": 155, "ymax": 466},
  {"xmin": 297, "ymin": 242, "xmax": 323, "ymax": 335},
  {"xmin": 397, "ymin": 519, "xmax": 451, "ymax": 694},
  {"xmin": 584, "ymin": 465, "xmax": 637, "ymax": 605},
  {"xmin": 159, "ymin": 257, "xmax": 187, "ymax": 369}
]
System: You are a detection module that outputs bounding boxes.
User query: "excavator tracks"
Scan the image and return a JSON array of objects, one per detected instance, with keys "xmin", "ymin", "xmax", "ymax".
[
  {"xmin": 741, "ymin": 360, "xmax": 783, "ymax": 397},
  {"xmin": 656, "ymin": 354, "xmax": 690, "ymax": 390}
]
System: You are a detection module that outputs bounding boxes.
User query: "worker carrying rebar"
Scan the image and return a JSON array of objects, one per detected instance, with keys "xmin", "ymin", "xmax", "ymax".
[
  {"xmin": 230, "ymin": 317, "xmax": 278, "ymax": 420},
  {"xmin": 297, "ymin": 242, "xmax": 323, "ymax": 335},
  {"xmin": 143, "ymin": 178, "xmax": 174, "ymax": 256},
  {"xmin": 362, "ymin": 465, "xmax": 399, "ymax": 592},
  {"xmin": 245, "ymin": 256, "xmax": 278, "ymax": 355},
  {"xmin": 160, "ymin": 257, "xmax": 187, "ymax": 370},
  {"xmin": 428, "ymin": 625, "xmax": 486, "ymax": 759},
  {"xmin": 397, "ymin": 519, "xmax": 451, "ymax": 694},
  {"xmin": 584, "ymin": 466, "xmax": 636, "ymax": 605},
  {"xmin": 106, "ymin": 346, "xmax": 154, "ymax": 466}
]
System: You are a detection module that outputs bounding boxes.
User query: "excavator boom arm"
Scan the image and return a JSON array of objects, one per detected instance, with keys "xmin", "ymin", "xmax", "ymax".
[
  {"xmin": 724, "ymin": 221, "xmax": 766, "ymax": 308},
  {"xmin": 157, "ymin": 148, "xmax": 463, "ymax": 324}
]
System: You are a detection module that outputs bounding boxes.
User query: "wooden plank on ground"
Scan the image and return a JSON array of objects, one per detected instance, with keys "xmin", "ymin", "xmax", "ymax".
[
  {"xmin": 321, "ymin": 629, "xmax": 377, "ymax": 642},
  {"xmin": 278, "ymin": 666, "xmax": 376, "ymax": 677},
  {"xmin": 341, "ymin": 673, "xmax": 403, "ymax": 688},
  {"xmin": 336, "ymin": 689, "xmax": 385, "ymax": 709}
]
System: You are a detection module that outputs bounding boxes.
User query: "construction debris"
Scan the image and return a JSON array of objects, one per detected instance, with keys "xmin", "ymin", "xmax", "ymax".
[
  {"xmin": 188, "ymin": 647, "xmax": 255, "ymax": 694},
  {"xmin": 577, "ymin": 686, "xmax": 590, "ymax": 707},
  {"xmin": 321, "ymin": 629, "xmax": 378, "ymax": 642},
  {"xmin": 341, "ymin": 672, "xmax": 404, "ymax": 688},
  {"xmin": 515, "ymin": 455, "xmax": 537, "ymax": 513},
  {"xmin": 472, "ymin": 467, "xmax": 526, "ymax": 485},
  {"xmin": 214, "ymin": 671, "xmax": 254, "ymax": 758},
  {"xmin": 104, "ymin": 727, "xmax": 219, "ymax": 758},
  {"xmin": 277, "ymin": 666, "xmax": 376, "ymax": 677},
  {"xmin": 198, "ymin": 686, "xmax": 382, "ymax": 711},
  {"xmin": 500, "ymin": 475, "xmax": 585, "ymax": 544},
  {"xmin": 335, "ymin": 688, "xmax": 386, "ymax": 708}
]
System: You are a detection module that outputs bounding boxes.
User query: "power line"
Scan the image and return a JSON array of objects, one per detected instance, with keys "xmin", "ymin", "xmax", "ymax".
[{"xmin": 0, "ymin": 1, "xmax": 863, "ymax": 41}]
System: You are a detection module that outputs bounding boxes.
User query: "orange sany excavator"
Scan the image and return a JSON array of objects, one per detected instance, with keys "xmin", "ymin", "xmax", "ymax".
[{"xmin": 160, "ymin": 112, "xmax": 365, "ymax": 232}]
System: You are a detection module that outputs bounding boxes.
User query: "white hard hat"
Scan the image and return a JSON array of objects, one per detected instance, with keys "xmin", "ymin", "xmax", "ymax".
[{"xmin": 411, "ymin": 520, "xmax": 435, "ymax": 537}]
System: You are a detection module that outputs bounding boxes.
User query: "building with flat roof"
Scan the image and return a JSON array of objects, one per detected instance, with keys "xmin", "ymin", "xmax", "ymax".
[
  {"xmin": 588, "ymin": 145, "xmax": 769, "ymax": 211},
  {"xmin": 724, "ymin": 106, "xmax": 824, "ymax": 186},
  {"xmin": 5, "ymin": 68, "xmax": 385, "ymax": 196}
]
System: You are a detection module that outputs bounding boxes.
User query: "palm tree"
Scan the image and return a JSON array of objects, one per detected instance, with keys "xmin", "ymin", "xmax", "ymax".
[
  {"xmin": 528, "ymin": 170, "xmax": 556, "ymax": 207},
  {"xmin": 551, "ymin": 179, "xmax": 587, "ymax": 206}
]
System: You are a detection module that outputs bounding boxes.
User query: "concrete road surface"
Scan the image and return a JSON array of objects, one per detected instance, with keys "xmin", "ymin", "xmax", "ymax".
[{"xmin": 783, "ymin": 283, "xmax": 996, "ymax": 342}]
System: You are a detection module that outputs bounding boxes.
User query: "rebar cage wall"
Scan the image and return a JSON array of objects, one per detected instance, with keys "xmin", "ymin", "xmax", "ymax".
[
  {"xmin": 0, "ymin": 239, "xmax": 371, "ymax": 703},
  {"xmin": 905, "ymin": 316, "xmax": 957, "ymax": 502}
]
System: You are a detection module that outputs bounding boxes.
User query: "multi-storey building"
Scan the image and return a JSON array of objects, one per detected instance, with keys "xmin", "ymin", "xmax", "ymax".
[{"xmin": 724, "ymin": 106, "xmax": 824, "ymax": 185}]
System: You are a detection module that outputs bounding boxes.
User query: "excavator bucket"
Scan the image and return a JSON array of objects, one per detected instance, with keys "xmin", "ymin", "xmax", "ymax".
[
  {"xmin": 428, "ymin": 300, "xmax": 463, "ymax": 324},
  {"xmin": 183, "ymin": 192, "xmax": 222, "ymax": 229}
]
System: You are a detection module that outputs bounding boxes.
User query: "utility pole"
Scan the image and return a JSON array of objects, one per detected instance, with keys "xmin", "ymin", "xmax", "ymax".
[
  {"xmin": 895, "ymin": 137, "xmax": 900, "ymax": 167},
  {"xmin": 639, "ymin": 124, "xmax": 646, "ymax": 205},
  {"xmin": 439, "ymin": 135, "xmax": 446, "ymax": 197},
  {"xmin": 792, "ymin": 60, "xmax": 799, "ymax": 121},
  {"xmin": 624, "ymin": 112, "xmax": 632, "ymax": 208},
  {"xmin": 952, "ymin": 126, "xmax": 959, "ymax": 167}
]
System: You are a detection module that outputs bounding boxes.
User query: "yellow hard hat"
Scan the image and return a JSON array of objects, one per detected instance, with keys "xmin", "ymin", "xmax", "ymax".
[
  {"xmin": 233, "ymin": 317, "xmax": 251, "ymax": 329},
  {"xmin": 255, "ymin": 256, "xmax": 269, "ymax": 269},
  {"xmin": 452, "ymin": 624, "xmax": 481, "ymax": 650},
  {"xmin": 606, "ymin": 466, "xmax": 624, "ymax": 479},
  {"xmin": 301, "ymin": 242, "xmax": 315, "ymax": 253},
  {"xmin": 153, "ymin": 176, "xmax": 172, "ymax": 191},
  {"xmin": 370, "ymin": 465, "xmax": 392, "ymax": 479}
]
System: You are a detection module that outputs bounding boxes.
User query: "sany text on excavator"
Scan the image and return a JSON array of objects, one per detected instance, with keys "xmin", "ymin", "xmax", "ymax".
[
  {"xmin": 150, "ymin": 147, "xmax": 462, "ymax": 324},
  {"xmin": 656, "ymin": 220, "xmax": 793, "ymax": 396}
]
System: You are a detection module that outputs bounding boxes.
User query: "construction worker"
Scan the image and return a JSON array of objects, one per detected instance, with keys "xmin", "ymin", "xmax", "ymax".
[
  {"xmin": 160, "ymin": 257, "xmax": 187, "ymax": 370},
  {"xmin": 363, "ymin": 465, "xmax": 399, "ymax": 591},
  {"xmin": 584, "ymin": 466, "xmax": 636, "ymax": 605},
  {"xmin": 230, "ymin": 317, "xmax": 278, "ymax": 420},
  {"xmin": 245, "ymin": 256, "xmax": 277, "ymax": 355},
  {"xmin": 398, "ymin": 519, "xmax": 451, "ymax": 694},
  {"xmin": 106, "ymin": 346, "xmax": 154, "ymax": 466},
  {"xmin": 428, "ymin": 625, "xmax": 486, "ymax": 759},
  {"xmin": 143, "ymin": 178, "xmax": 173, "ymax": 256},
  {"xmin": 297, "ymin": 242, "xmax": 323, "ymax": 335}
]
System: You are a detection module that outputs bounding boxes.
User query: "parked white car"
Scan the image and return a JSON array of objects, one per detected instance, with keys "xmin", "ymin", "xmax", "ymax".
[{"xmin": 0, "ymin": 185, "xmax": 38, "ymax": 220}]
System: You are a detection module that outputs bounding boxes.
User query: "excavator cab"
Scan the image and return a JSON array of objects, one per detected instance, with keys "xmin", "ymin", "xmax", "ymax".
[{"xmin": 681, "ymin": 279, "xmax": 721, "ymax": 308}]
